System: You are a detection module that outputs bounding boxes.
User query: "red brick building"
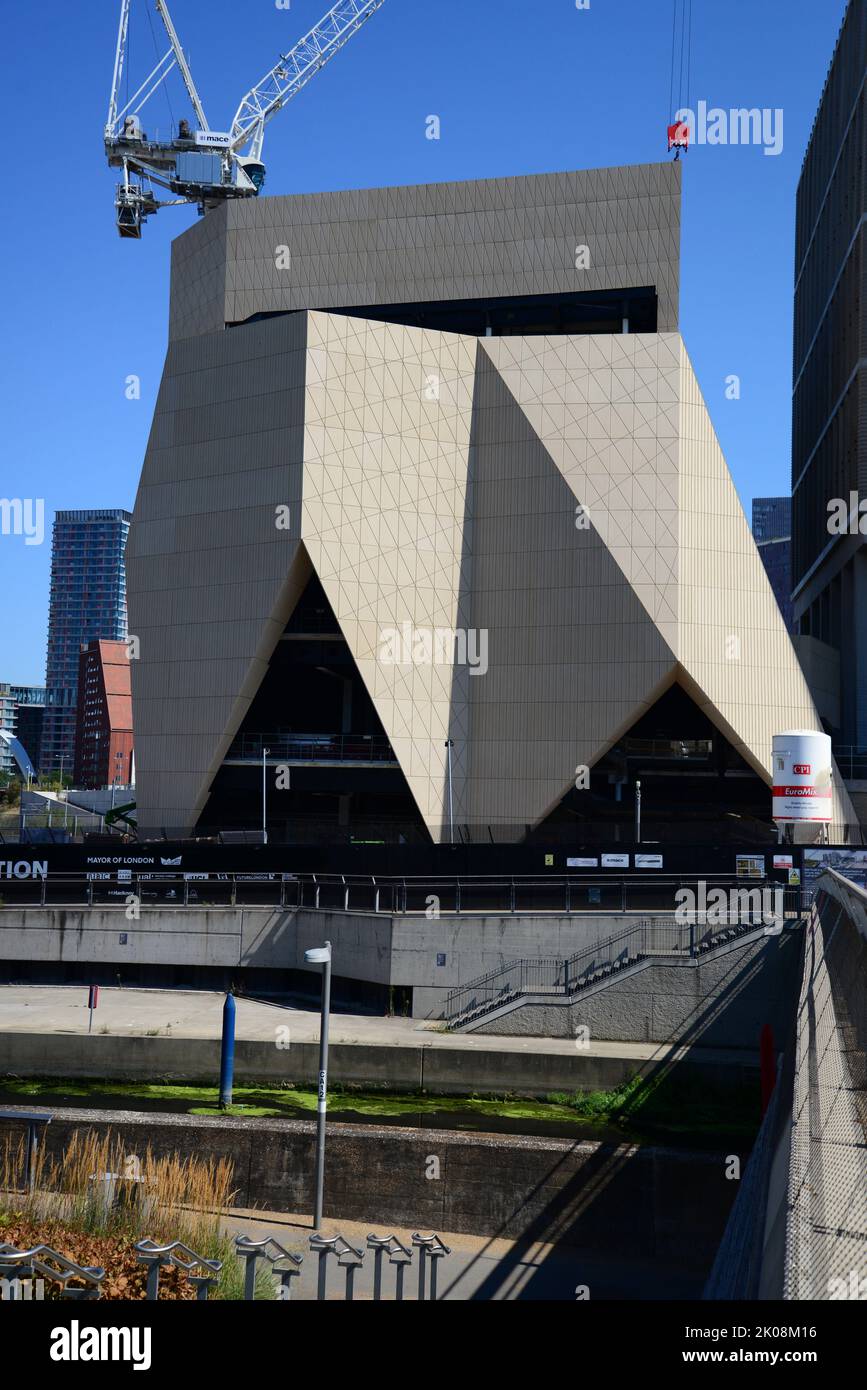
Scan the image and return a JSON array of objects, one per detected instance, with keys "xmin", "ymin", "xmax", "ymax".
[{"xmin": 74, "ymin": 640, "xmax": 134, "ymax": 789}]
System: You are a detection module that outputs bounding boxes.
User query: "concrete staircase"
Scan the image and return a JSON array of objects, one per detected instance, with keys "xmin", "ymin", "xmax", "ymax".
[{"xmin": 443, "ymin": 916, "xmax": 769, "ymax": 1032}]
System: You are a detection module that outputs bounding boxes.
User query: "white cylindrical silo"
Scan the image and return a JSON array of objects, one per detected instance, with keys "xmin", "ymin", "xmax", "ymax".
[{"xmin": 772, "ymin": 730, "xmax": 833, "ymax": 824}]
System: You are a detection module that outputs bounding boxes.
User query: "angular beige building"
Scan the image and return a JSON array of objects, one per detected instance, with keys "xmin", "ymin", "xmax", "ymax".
[{"xmin": 126, "ymin": 162, "xmax": 857, "ymax": 844}]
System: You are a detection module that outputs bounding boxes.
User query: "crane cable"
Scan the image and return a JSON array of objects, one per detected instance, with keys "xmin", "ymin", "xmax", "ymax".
[
  {"xmin": 685, "ymin": 0, "xmax": 693, "ymax": 120},
  {"xmin": 667, "ymin": 0, "xmax": 677, "ymax": 123},
  {"xmin": 667, "ymin": 0, "xmax": 693, "ymax": 149}
]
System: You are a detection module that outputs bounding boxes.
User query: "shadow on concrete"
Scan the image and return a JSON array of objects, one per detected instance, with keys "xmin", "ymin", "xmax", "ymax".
[{"xmin": 440, "ymin": 933, "xmax": 803, "ymax": 1300}]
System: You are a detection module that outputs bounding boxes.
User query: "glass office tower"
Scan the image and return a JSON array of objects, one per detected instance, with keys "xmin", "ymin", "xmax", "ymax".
[{"xmin": 792, "ymin": 0, "xmax": 866, "ymax": 741}]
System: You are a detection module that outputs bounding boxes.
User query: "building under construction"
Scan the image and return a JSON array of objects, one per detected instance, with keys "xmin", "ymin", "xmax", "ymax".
[{"xmin": 124, "ymin": 159, "xmax": 858, "ymax": 845}]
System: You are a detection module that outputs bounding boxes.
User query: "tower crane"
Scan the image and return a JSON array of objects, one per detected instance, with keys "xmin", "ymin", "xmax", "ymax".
[{"xmin": 105, "ymin": 0, "xmax": 387, "ymax": 238}]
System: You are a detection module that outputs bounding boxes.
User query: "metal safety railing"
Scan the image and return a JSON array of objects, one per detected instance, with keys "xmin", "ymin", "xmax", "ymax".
[
  {"xmin": 622, "ymin": 737, "xmax": 713, "ymax": 759},
  {"xmin": 0, "ymin": 872, "xmax": 812, "ymax": 920},
  {"xmin": 226, "ymin": 733, "xmax": 398, "ymax": 764},
  {"xmin": 832, "ymin": 745, "xmax": 867, "ymax": 779}
]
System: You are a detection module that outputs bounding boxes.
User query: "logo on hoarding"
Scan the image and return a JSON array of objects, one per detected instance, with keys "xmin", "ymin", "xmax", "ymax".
[
  {"xmin": 0, "ymin": 860, "xmax": 47, "ymax": 880},
  {"xmin": 160, "ymin": 857, "xmax": 182, "ymax": 867}
]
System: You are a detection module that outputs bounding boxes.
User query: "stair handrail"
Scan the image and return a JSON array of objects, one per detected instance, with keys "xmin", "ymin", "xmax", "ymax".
[{"xmin": 443, "ymin": 912, "xmax": 767, "ymax": 1024}]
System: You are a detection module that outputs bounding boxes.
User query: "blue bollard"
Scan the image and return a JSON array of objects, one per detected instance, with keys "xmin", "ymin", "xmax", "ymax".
[{"xmin": 219, "ymin": 992, "xmax": 236, "ymax": 1110}]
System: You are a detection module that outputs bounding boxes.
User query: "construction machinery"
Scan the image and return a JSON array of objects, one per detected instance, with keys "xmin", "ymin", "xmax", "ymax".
[{"xmin": 105, "ymin": 0, "xmax": 387, "ymax": 237}]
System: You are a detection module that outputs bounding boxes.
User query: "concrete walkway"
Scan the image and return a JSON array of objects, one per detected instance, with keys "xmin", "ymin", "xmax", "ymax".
[
  {"xmin": 219, "ymin": 1206, "xmax": 702, "ymax": 1301},
  {"xmin": 0, "ymin": 985, "xmax": 754, "ymax": 1068}
]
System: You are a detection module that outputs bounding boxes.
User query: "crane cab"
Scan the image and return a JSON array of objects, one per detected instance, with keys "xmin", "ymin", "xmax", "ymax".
[{"xmin": 236, "ymin": 158, "xmax": 266, "ymax": 193}]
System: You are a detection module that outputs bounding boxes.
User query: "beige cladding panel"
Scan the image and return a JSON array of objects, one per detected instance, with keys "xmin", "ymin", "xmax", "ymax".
[
  {"xmin": 461, "ymin": 341, "xmax": 677, "ymax": 827},
  {"xmin": 300, "ymin": 311, "xmax": 478, "ymax": 837},
  {"xmin": 130, "ymin": 312, "xmax": 852, "ymax": 835},
  {"xmin": 127, "ymin": 313, "xmax": 310, "ymax": 832},
  {"xmin": 131, "ymin": 162, "xmax": 852, "ymax": 837},
  {"xmin": 674, "ymin": 342, "xmax": 855, "ymax": 826}
]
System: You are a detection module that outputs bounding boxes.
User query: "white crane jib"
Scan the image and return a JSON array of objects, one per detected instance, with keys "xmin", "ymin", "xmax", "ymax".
[
  {"xmin": 230, "ymin": 0, "xmax": 387, "ymax": 163},
  {"xmin": 104, "ymin": 0, "xmax": 388, "ymax": 238}
]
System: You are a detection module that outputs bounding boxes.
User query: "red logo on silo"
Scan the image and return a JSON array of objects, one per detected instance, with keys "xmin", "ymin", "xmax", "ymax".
[{"xmin": 793, "ymin": 764, "xmax": 811, "ymax": 774}]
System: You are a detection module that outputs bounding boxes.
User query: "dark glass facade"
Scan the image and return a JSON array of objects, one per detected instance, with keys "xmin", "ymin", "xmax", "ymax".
[
  {"xmin": 752, "ymin": 496, "xmax": 792, "ymax": 543},
  {"xmin": 42, "ymin": 510, "xmax": 131, "ymax": 774},
  {"xmin": 792, "ymin": 0, "xmax": 866, "ymax": 740},
  {"xmin": 757, "ymin": 538, "xmax": 795, "ymax": 633},
  {"xmin": 751, "ymin": 498, "xmax": 794, "ymax": 632}
]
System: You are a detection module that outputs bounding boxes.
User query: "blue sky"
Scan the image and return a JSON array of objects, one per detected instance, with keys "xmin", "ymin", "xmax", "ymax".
[{"xmin": 0, "ymin": 0, "xmax": 849, "ymax": 684}]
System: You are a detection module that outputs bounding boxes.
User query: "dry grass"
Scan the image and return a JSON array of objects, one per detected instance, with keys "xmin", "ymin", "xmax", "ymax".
[{"xmin": 0, "ymin": 1128, "xmax": 256, "ymax": 1300}]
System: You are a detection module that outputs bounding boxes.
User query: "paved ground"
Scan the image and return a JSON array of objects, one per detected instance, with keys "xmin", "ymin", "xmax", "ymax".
[
  {"xmin": 0, "ymin": 987, "xmax": 723, "ymax": 1300},
  {"xmin": 219, "ymin": 1205, "xmax": 702, "ymax": 1300},
  {"xmin": 0, "ymin": 985, "xmax": 753, "ymax": 1067}
]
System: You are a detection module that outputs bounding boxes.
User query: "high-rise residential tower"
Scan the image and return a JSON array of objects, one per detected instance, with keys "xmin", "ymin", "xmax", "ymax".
[
  {"xmin": 42, "ymin": 509, "xmax": 131, "ymax": 775},
  {"xmin": 792, "ymin": 0, "xmax": 866, "ymax": 743}
]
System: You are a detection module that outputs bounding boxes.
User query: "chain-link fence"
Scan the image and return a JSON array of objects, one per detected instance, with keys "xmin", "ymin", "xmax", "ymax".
[
  {"xmin": 783, "ymin": 874, "xmax": 866, "ymax": 1300},
  {"xmin": 706, "ymin": 870, "xmax": 866, "ymax": 1300}
]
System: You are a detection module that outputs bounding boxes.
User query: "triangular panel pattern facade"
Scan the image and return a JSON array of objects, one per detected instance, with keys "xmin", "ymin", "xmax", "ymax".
[
  {"xmin": 301, "ymin": 312, "xmax": 477, "ymax": 834},
  {"xmin": 128, "ymin": 312, "xmax": 854, "ymax": 838}
]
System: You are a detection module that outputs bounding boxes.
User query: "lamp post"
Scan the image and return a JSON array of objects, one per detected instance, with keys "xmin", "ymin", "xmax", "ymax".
[
  {"xmin": 305, "ymin": 941, "xmax": 332, "ymax": 1230},
  {"xmin": 444, "ymin": 739, "xmax": 454, "ymax": 844},
  {"xmin": 262, "ymin": 745, "xmax": 270, "ymax": 845}
]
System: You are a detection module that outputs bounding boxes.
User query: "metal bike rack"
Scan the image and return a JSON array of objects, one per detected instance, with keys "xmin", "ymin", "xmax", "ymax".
[
  {"xmin": 0, "ymin": 1242, "xmax": 105, "ymax": 1300},
  {"xmin": 309, "ymin": 1233, "xmax": 364, "ymax": 1301},
  {"xmin": 235, "ymin": 1234, "xmax": 303, "ymax": 1301},
  {"xmin": 135, "ymin": 1239, "xmax": 222, "ymax": 1301},
  {"xmin": 366, "ymin": 1233, "xmax": 413, "ymax": 1300},
  {"xmin": 412, "ymin": 1232, "xmax": 451, "ymax": 1301}
]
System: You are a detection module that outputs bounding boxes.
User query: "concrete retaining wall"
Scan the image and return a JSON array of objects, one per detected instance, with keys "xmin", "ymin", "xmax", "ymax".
[
  {"xmin": 0, "ymin": 1031, "xmax": 759, "ymax": 1096},
  {"xmin": 0, "ymin": 909, "xmax": 802, "ymax": 1043},
  {"xmin": 0, "ymin": 1106, "xmax": 739, "ymax": 1269},
  {"xmin": 0, "ymin": 907, "xmax": 656, "ymax": 1016}
]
